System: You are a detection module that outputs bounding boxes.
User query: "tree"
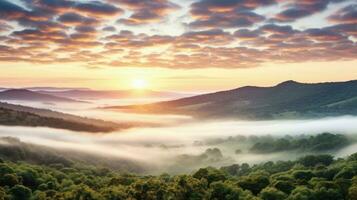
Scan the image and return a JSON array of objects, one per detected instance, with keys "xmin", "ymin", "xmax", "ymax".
[
  {"xmin": 63, "ymin": 184, "xmax": 102, "ymax": 200},
  {"xmin": 293, "ymin": 170, "xmax": 314, "ymax": 181},
  {"xmin": 259, "ymin": 187, "xmax": 287, "ymax": 200},
  {"xmin": 18, "ymin": 168, "xmax": 39, "ymax": 189},
  {"xmin": 334, "ymin": 166, "xmax": 356, "ymax": 179},
  {"xmin": 221, "ymin": 164, "xmax": 240, "ymax": 176},
  {"xmin": 9, "ymin": 185, "xmax": 32, "ymax": 200},
  {"xmin": 238, "ymin": 172, "xmax": 270, "ymax": 195},
  {"xmin": 0, "ymin": 173, "xmax": 19, "ymax": 187},
  {"xmin": 170, "ymin": 175, "xmax": 207, "ymax": 200},
  {"xmin": 0, "ymin": 164, "xmax": 14, "ymax": 175},
  {"xmin": 127, "ymin": 178, "xmax": 168, "ymax": 200},
  {"xmin": 287, "ymin": 186, "xmax": 315, "ymax": 200},
  {"xmin": 0, "ymin": 187, "xmax": 7, "ymax": 200},
  {"xmin": 348, "ymin": 186, "xmax": 357, "ymax": 200},
  {"xmin": 314, "ymin": 187, "xmax": 343, "ymax": 200},
  {"xmin": 193, "ymin": 167, "xmax": 226, "ymax": 185},
  {"xmin": 101, "ymin": 186, "xmax": 128, "ymax": 200},
  {"xmin": 298, "ymin": 155, "xmax": 334, "ymax": 167},
  {"xmin": 274, "ymin": 180, "xmax": 295, "ymax": 194},
  {"xmin": 208, "ymin": 181, "xmax": 253, "ymax": 200}
]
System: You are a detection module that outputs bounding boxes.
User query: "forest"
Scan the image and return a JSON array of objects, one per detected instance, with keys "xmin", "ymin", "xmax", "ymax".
[
  {"xmin": 249, "ymin": 133, "xmax": 350, "ymax": 153},
  {"xmin": 0, "ymin": 152, "xmax": 356, "ymax": 200}
]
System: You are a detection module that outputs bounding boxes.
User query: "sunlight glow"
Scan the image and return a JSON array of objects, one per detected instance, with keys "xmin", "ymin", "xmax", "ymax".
[{"xmin": 131, "ymin": 79, "xmax": 148, "ymax": 90}]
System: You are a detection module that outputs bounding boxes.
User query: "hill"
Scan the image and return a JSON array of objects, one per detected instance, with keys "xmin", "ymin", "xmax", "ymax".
[
  {"xmin": 0, "ymin": 89, "xmax": 83, "ymax": 103},
  {"xmin": 107, "ymin": 80, "xmax": 357, "ymax": 119},
  {"xmin": 0, "ymin": 102, "xmax": 124, "ymax": 132}
]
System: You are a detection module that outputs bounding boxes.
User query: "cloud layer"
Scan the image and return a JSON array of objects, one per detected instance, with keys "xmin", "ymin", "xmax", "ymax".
[{"xmin": 0, "ymin": 0, "xmax": 356, "ymax": 68}]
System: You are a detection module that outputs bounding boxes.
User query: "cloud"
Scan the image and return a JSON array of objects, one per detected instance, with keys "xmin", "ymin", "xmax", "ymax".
[
  {"xmin": 33, "ymin": 0, "xmax": 75, "ymax": 11},
  {"xmin": 0, "ymin": 0, "xmax": 356, "ymax": 69},
  {"xmin": 17, "ymin": 18, "xmax": 67, "ymax": 32},
  {"xmin": 10, "ymin": 29, "xmax": 68, "ymax": 43},
  {"xmin": 0, "ymin": 22, "xmax": 12, "ymax": 32},
  {"xmin": 259, "ymin": 24, "xmax": 298, "ymax": 35},
  {"xmin": 177, "ymin": 29, "xmax": 233, "ymax": 45},
  {"xmin": 273, "ymin": 0, "xmax": 346, "ymax": 22},
  {"xmin": 114, "ymin": 0, "xmax": 180, "ymax": 25},
  {"xmin": 304, "ymin": 28, "xmax": 347, "ymax": 41},
  {"xmin": 189, "ymin": 11, "xmax": 265, "ymax": 29},
  {"xmin": 57, "ymin": 12, "xmax": 99, "ymax": 25},
  {"xmin": 0, "ymin": 0, "xmax": 27, "ymax": 20},
  {"xmin": 102, "ymin": 26, "xmax": 116, "ymax": 32},
  {"xmin": 234, "ymin": 29, "xmax": 261, "ymax": 40},
  {"xmin": 187, "ymin": 0, "xmax": 275, "ymax": 29},
  {"xmin": 74, "ymin": 1, "xmax": 123, "ymax": 17},
  {"xmin": 328, "ymin": 4, "xmax": 357, "ymax": 24}
]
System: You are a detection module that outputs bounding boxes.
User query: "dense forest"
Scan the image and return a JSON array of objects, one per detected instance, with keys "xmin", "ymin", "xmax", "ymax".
[
  {"xmin": 249, "ymin": 133, "xmax": 350, "ymax": 153},
  {"xmin": 0, "ymin": 152, "xmax": 356, "ymax": 200}
]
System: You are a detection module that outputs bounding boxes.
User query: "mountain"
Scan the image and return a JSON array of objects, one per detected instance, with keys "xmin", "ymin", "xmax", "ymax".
[
  {"xmin": 0, "ymin": 87, "xmax": 191, "ymax": 100},
  {"xmin": 0, "ymin": 89, "xmax": 84, "ymax": 103},
  {"xmin": 38, "ymin": 89, "xmax": 190, "ymax": 100},
  {"xmin": 0, "ymin": 102, "xmax": 125, "ymax": 132},
  {"xmin": 107, "ymin": 80, "xmax": 357, "ymax": 119},
  {"xmin": 24, "ymin": 87, "xmax": 90, "ymax": 91}
]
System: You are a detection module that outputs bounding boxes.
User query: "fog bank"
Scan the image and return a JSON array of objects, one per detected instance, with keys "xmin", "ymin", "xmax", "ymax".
[{"xmin": 1, "ymin": 116, "xmax": 357, "ymax": 174}]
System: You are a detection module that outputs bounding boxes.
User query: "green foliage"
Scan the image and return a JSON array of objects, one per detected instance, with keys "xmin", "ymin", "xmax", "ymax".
[
  {"xmin": 208, "ymin": 181, "xmax": 254, "ymax": 200},
  {"xmin": 9, "ymin": 185, "xmax": 32, "ymax": 200},
  {"xmin": 0, "ymin": 153, "xmax": 356, "ymax": 199},
  {"xmin": 237, "ymin": 171, "xmax": 270, "ymax": 195},
  {"xmin": 273, "ymin": 180, "xmax": 295, "ymax": 194},
  {"xmin": 287, "ymin": 186, "xmax": 315, "ymax": 200},
  {"xmin": 250, "ymin": 133, "xmax": 350, "ymax": 153},
  {"xmin": 193, "ymin": 167, "xmax": 227, "ymax": 185},
  {"xmin": 348, "ymin": 186, "xmax": 357, "ymax": 200},
  {"xmin": 0, "ymin": 174, "xmax": 20, "ymax": 187},
  {"xmin": 298, "ymin": 155, "xmax": 334, "ymax": 167},
  {"xmin": 259, "ymin": 187, "xmax": 287, "ymax": 200}
]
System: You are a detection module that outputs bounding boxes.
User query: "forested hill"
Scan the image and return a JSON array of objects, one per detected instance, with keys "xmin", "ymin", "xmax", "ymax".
[
  {"xmin": 109, "ymin": 80, "xmax": 357, "ymax": 119},
  {"xmin": 0, "ymin": 152, "xmax": 356, "ymax": 199},
  {"xmin": 0, "ymin": 102, "xmax": 122, "ymax": 132}
]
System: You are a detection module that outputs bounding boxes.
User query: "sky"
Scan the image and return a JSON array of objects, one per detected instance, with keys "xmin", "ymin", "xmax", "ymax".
[{"xmin": 0, "ymin": 0, "xmax": 356, "ymax": 92}]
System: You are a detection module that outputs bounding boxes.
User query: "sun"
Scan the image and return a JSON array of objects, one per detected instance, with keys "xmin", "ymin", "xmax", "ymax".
[{"xmin": 131, "ymin": 79, "xmax": 148, "ymax": 90}]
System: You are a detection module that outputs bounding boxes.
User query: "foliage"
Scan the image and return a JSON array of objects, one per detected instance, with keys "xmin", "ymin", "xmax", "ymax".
[
  {"xmin": 0, "ymin": 153, "xmax": 357, "ymax": 199},
  {"xmin": 250, "ymin": 133, "xmax": 350, "ymax": 153}
]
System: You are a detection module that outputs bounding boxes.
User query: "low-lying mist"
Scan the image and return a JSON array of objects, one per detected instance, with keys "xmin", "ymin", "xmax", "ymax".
[{"xmin": 1, "ymin": 116, "xmax": 357, "ymax": 174}]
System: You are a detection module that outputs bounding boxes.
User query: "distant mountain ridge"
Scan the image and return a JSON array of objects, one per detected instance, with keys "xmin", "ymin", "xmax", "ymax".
[
  {"xmin": 0, "ymin": 87, "xmax": 191, "ymax": 100},
  {"xmin": 0, "ymin": 89, "xmax": 83, "ymax": 103},
  {"xmin": 108, "ymin": 80, "xmax": 357, "ymax": 119},
  {"xmin": 24, "ymin": 87, "xmax": 90, "ymax": 91},
  {"xmin": 38, "ymin": 89, "xmax": 191, "ymax": 100}
]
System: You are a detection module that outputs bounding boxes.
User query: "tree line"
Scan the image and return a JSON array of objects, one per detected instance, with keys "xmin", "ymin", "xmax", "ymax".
[{"xmin": 0, "ymin": 153, "xmax": 356, "ymax": 200}]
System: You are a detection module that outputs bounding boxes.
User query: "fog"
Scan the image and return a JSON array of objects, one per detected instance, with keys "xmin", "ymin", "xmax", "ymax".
[
  {"xmin": 1, "ymin": 100, "xmax": 192, "ymax": 125},
  {"xmin": 1, "ymin": 115, "xmax": 357, "ymax": 174}
]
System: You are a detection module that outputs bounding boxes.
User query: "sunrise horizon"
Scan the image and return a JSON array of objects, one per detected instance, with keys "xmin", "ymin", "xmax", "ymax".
[
  {"xmin": 1, "ymin": 0, "xmax": 356, "ymax": 92},
  {"xmin": 1, "ymin": 1, "xmax": 357, "ymax": 199}
]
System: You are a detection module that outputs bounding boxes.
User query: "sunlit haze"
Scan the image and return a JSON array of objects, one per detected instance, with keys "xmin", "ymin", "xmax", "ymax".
[{"xmin": 0, "ymin": 0, "xmax": 356, "ymax": 92}]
